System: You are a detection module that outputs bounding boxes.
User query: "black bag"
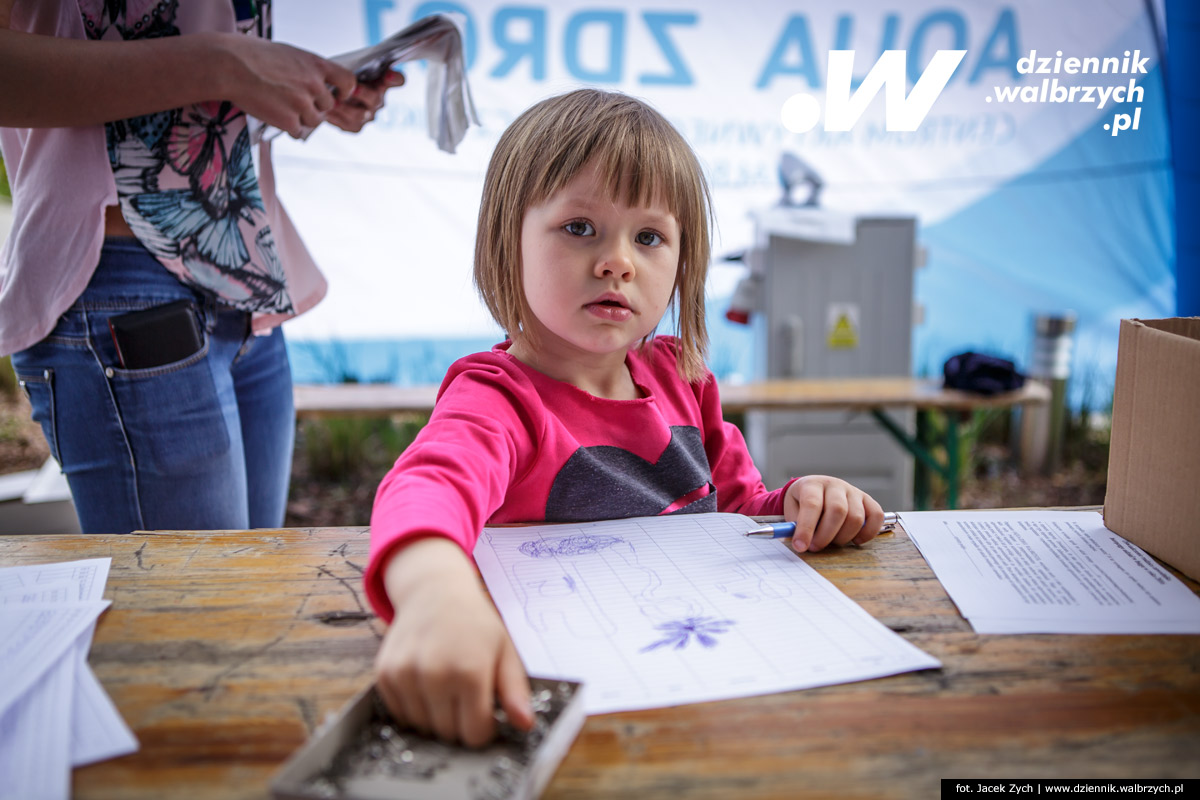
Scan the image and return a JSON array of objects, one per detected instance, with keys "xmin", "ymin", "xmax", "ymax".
[{"xmin": 943, "ymin": 351, "xmax": 1025, "ymax": 395}]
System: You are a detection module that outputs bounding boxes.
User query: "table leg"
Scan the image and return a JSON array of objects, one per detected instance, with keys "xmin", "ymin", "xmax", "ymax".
[
  {"xmin": 869, "ymin": 409, "xmax": 945, "ymax": 510},
  {"xmin": 915, "ymin": 410, "xmax": 931, "ymax": 510},
  {"xmin": 945, "ymin": 412, "xmax": 960, "ymax": 510}
]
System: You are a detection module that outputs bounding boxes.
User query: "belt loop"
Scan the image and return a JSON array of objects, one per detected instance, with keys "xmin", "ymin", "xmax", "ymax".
[
  {"xmin": 199, "ymin": 293, "xmax": 217, "ymax": 335},
  {"xmin": 234, "ymin": 310, "xmax": 256, "ymax": 360}
]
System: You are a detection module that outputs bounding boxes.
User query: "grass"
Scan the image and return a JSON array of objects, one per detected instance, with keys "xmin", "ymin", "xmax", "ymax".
[
  {"xmin": 299, "ymin": 414, "xmax": 426, "ymax": 483},
  {"xmin": 285, "ymin": 414, "xmax": 426, "ymax": 528},
  {"xmin": 0, "ymin": 356, "xmax": 17, "ymax": 400},
  {"xmin": 0, "ymin": 356, "xmax": 53, "ymax": 474},
  {"xmin": 932, "ymin": 400, "xmax": 1109, "ymax": 510}
]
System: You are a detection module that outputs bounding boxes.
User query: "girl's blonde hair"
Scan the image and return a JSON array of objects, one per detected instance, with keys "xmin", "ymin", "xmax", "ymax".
[{"xmin": 474, "ymin": 88, "xmax": 712, "ymax": 383}]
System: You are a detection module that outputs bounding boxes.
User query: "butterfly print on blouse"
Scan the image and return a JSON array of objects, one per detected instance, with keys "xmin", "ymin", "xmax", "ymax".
[
  {"xmin": 79, "ymin": 0, "xmax": 180, "ymax": 42},
  {"xmin": 126, "ymin": 110, "xmax": 290, "ymax": 310}
]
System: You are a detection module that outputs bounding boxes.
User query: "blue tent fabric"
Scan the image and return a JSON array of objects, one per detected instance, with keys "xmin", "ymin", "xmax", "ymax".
[
  {"xmin": 1166, "ymin": 0, "xmax": 1199, "ymax": 315},
  {"xmin": 261, "ymin": 1, "xmax": 1178, "ymax": 401},
  {"xmin": 916, "ymin": 49, "xmax": 1173, "ymax": 407}
]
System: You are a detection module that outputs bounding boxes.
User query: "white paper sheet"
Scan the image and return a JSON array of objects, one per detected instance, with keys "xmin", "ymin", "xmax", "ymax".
[
  {"xmin": 0, "ymin": 557, "xmax": 110, "ymax": 602},
  {"xmin": 0, "ymin": 558, "xmax": 137, "ymax": 800},
  {"xmin": 0, "ymin": 636, "xmax": 75, "ymax": 800},
  {"xmin": 0, "ymin": 602, "xmax": 111, "ymax": 718},
  {"xmin": 70, "ymin": 629, "xmax": 138, "ymax": 768},
  {"xmin": 474, "ymin": 513, "xmax": 940, "ymax": 715},
  {"xmin": 902, "ymin": 510, "xmax": 1200, "ymax": 634}
]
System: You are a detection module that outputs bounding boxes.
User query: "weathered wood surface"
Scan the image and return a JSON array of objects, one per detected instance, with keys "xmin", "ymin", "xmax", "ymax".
[{"xmin": 2, "ymin": 521, "xmax": 1198, "ymax": 800}]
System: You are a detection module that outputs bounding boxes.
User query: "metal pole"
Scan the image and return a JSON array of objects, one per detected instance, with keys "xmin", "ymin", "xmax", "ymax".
[{"xmin": 1028, "ymin": 313, "xmax": 1076, "ymax": 475}]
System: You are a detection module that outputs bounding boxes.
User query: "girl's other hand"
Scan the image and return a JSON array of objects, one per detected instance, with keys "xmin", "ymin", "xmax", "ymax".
[{"xmin": 783, "ymin": 475, "xmax": 885, "ymax": 553}]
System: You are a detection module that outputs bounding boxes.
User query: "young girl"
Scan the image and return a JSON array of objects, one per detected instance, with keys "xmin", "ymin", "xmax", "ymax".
[{"xmin": 365, "ymin": 88, "xmax": 886, "ymax": 747}]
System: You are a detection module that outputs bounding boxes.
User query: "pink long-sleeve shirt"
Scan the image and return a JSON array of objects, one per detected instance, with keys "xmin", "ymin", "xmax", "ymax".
[{"xmin": 364, "ymin": 337, "xmax": 792, "ymax": 621}]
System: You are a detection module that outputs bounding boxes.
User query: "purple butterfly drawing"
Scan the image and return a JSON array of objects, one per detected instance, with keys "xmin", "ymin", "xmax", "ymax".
[{"xmin": 640, "ymin": 617, "xmax": 735, "ymax": 652}]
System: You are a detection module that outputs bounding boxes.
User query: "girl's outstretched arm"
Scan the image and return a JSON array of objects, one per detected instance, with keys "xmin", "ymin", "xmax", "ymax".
[{"xmin": 374, "ymin": 536, "xmax": 534, "ymax": 747}]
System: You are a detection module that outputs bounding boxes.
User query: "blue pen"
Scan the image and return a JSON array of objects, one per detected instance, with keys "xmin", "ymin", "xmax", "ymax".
[{"xmin": 743, "ymin": 512, "xmax": 899, "ymax": 538}]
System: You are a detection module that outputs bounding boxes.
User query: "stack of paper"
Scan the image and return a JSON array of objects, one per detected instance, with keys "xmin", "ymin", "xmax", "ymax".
[
  {"xmin": 258, "ymin": 13, "xmax": 480, "ymax": 152},
  {"xmin": 0, "ymin": 558, "xmax": 138, "ymax": 800},
  {"xmin": 902, "ymin": 510, "xmax": 1200, "ymax": 634},
  {"xmin": 329, "ymin": 13, "xmax": 479, "ymax": 153}
]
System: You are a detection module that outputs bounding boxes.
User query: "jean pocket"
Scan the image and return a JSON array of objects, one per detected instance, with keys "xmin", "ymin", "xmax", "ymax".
[
  {"xmin": 106, "ymin": 341, "xmax": 233, "ymax": 474},
  {"xmin": 14, "ymin": 368, "xmax": 62, "ymax": 466}
]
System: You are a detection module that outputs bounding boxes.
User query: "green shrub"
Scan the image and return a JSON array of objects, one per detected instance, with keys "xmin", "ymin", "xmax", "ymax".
[
  {"xmin": 0, "ymin": 356, "xmax": 17, "ymax": 400},
  {"xmin": 299, "ymin": 414, "xmax": 426, "ymax": 483}
]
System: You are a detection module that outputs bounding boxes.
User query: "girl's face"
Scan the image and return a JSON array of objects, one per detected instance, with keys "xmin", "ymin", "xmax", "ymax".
[{"xmin": 517, "ymin": 160, "xmax": 681, "ymax": 370}]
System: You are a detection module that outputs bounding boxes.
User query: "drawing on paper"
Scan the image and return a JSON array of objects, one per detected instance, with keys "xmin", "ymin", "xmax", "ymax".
[
  {"xmin": 505, "ymin": 528, "xmax": 704, "ymax": 640},
  {"xmin": 640, "ymin": 616, "xmax": 735, "ymax": 652},
  {"xmin": 475, "ymin": 514, "xmax": 943, "ymax": 716},
  {"xmin": 519, "ymin": 534, "xmax": 624, "ymax": 559},
  {"xmin": 526, "ymin": 575, "xmax": 576, "ymax": 598},
  {"xmin": 715, "ymin": 562, "xmax": 793, "ymax": 603}
]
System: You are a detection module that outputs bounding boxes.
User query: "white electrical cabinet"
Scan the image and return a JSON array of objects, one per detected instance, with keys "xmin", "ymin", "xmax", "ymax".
[{"xmin": 743, "ymin": 208, "xmax": 917, "ymax": 512}]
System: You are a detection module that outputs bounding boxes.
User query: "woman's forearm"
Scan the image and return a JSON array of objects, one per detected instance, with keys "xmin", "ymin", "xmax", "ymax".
[
  {"xmin": 0, "ymin": 21, "xmax": 354, "ymax": 136},
  {"xmin": 0, "ymin": 28, "xmax": 244, "ymax": 127}
]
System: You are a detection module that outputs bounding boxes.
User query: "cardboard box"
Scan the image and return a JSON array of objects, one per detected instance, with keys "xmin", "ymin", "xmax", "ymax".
[
  {"xmin": 1104, "ymin": 318, "xmax": 1200, "ymax": 581},
  {"xmin": 270, "ymin": 678, "xmax": 584, "ymax": 800}
]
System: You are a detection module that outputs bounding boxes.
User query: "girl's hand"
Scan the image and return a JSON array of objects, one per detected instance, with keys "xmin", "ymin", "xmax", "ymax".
[
  {"xmin": 783, "ymin": 475, "xmax": 885, "ymax": 553},
  {"xmin": 325, "ymin": 69, "xmax": 406, "ymax": 133},
  {"xmin": 374, "ymin": 537, "xmax": 533, "ymax": 747}
]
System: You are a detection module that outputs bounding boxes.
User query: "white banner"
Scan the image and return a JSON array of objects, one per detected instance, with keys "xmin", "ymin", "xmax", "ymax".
[{"xmin": 274, "ymin": 0, "xmax": 1171, "ymax": 395}]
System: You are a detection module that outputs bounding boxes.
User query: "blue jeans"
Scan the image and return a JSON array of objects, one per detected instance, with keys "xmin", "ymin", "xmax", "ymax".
[{"xmin": 10, "ymin": 238, "xmax": 295, "ymax": 533}]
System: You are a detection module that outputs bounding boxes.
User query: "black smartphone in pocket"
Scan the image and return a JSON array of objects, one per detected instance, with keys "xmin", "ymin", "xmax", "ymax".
[{"xmin": 107, "ymin": 300, "xmax": 204, "ymax": 369}]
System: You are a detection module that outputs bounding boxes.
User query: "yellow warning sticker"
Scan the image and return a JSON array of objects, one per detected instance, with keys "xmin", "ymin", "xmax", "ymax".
[{"xmin": 826, "ymin": 304, "xmax": 860, "ymax": 349}]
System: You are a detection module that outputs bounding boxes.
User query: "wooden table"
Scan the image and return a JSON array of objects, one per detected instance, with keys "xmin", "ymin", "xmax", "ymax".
[
  {"xmin": 723, "ymin": 378, "xmax": 1050, "ymax": 510},
  {"xmin": 293, "ymin": 378, "xmax": 1050, "ymax": 509},
  {"xmin": 3, "ymin": 518, "xmax": 1197, "ymax": 799},
  {"xmin": 292, "ymin": 378, "xmax": 1047, "ymax": 419},
  {"xmin": 716, "ymin": 377, "xmax": 1048, "ymax": 414}
]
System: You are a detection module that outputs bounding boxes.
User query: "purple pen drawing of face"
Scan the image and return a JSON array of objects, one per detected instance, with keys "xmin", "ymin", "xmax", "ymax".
[
  {"xmin": 518, "ymin": 534, "xmax": 625, "ymax": 559},
  {"xmin": 640, "ymin": 616, "xmax": 735, "ymax": 652}
]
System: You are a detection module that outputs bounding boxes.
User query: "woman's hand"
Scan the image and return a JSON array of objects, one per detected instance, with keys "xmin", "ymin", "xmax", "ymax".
[
  {"xmin": 210, "ymin": 33, "xmax": 357, "ymax": 139},
  {"xmin": 325, "ymin": 70, "xmax": 406, "ymax": 133}
]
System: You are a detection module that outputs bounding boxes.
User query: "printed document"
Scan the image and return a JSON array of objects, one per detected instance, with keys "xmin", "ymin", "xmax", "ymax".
[
  {"xmin": 902, "ymin": 510, "xmax": 1200, "ymax": 634},
  {"xmin": 474, "ymin": 513, "xmax": 940, "ymax": 715}
]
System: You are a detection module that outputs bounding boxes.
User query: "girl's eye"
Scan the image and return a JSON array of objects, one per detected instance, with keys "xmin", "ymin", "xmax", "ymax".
[
  {"xmin": 564, "ymin": 220, "xmax": 594, "ymax": 236},
  {"xmin": 636, "ymin": 231, "xmax": 664, "ymax": 247}
]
